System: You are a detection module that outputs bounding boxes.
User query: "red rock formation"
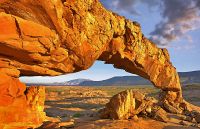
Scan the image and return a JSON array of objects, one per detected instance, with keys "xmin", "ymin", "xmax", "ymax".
[
  {"xmin": 99, "ymin": 90, "xmax": 154, "ymax": 120},
  {"xmin": 0, "ymin": 0, "xmax": 181, "ymax": 92},
  {"xmin": 0, "ymin": 73, "xmax": 46, "ymax": 129},
  {"xmin": 0, "ymin": 0, "xmax": 182, "ymax": 96},
  {"xmin": 0, "ymin": 0, "xmax": 197, "ymax": 128}
]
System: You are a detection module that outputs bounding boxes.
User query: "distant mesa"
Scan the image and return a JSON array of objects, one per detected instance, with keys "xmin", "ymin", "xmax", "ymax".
[
  {"xmin": 25, "ymin": 70, "xmax": 200, "ymax": 86},
  {"xmin": 26, "ymin": 78, "xmax": 92, "ymax": 86}
]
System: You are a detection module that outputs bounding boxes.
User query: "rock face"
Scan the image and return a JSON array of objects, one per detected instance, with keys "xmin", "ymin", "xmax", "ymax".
[
  {"xmin": 152, "ymin": 107, "xmax": 169, "ymax": 123},
  {"xmin": 0, "ymin": 0, "xmax": 197, "ymax": 128},
  {"xmin": 99, "ymin": 90, "xmax": 154, "ymax": 119},
  {"xmin": 0, "ymin": 73, "xmax": 46, "ymax": 129},
  {"xmin": 0, "ymin": 0, "xmax": 183, "ymax": 107},
  {"xmin": 0, "ymin": 0, "xmax": 181, "ymax": 91}
]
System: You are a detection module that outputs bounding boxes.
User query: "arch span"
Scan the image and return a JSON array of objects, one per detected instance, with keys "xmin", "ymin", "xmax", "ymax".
[
  {"xmin": 0, "ymin": 0, "xmax": 198, "ymax": 128},
  {"xmin": 0, "ymin": 0, "xmax": 182, "ymax": 101}
]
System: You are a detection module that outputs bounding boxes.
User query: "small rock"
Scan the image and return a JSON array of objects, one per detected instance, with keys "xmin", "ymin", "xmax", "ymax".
[
  {"xmin": 132, "ymin": 115, "xmax": 139, "ymax": 122},
  {"xmin": 191, "ymin": 110, "xmax": 199, "ymax": 118},
  {"xmin": 69, "ymin": 119, "xmax": 75, "ymax": 122},
  {"xmin": 139, "ymin": 110, "xmax": 149, "ymax": 118},
  {"xmin": 59, "ymin": 121, "xmax": 74, "ymax": 128},
  {"xmin": 185, "ymin": 116, "xmax": 193, "ymax": 122},
  {"xmin": 60, "ymin": 91, "xmax": 65, "ymax": 95},
  {"xmin": 179, "ymin": 120, "xmax": 190, "ymax": 126},
  {"xmin": 146, "ymin": 106, "xmax": 152, "ymax": 114},
  {"xmin": 179, "ymin": 115, "xmax": 187, "ymax": 120},
  {"xmin": 179, "ymin": 115, "xmax": 193, "ymax": 122},
  {"xmin": 194, "ymin": 112, "xmax": 200, "ymax": 123},
  {"xmin": 61, "ymin": 117, "xmax": 75, "ymax": 123},
  {"xmin": 191, "ymin": 123, "xmax": 200, "ymax": 128},
  {"xmin": 184, "ymin": 110, "xmax": 191, "ymax": 116},
  {"xmin": 152, "ymin": 107, "xmax": 169, "ymax": 123},
  {"xmin": 163, "ymin": 101, "xmax": 182, "ymax": 114},
  {"xmin": 36, "ymin": 121, "xmax": 59, "ymax": 129}
]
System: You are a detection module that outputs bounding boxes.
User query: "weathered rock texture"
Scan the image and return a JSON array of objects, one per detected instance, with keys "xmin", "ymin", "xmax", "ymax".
[
  {"xmin": 0, "ymin": 73, "xmax": 46, "ymax": 129},
  {"xmin": 0, "ymin": 0, "xmax": 197, "ymax": 128},
  {"xmin": 99, "ymin": 90, "xmax": 153, "ymax": 120},
  {"xmin": 0, "ymin": 0, "xmax": 181, "ymax": 92}
]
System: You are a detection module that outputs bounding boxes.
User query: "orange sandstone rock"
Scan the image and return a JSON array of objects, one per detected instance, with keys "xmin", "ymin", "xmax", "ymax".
[
  {"xmin": 0, "ymin": 73, "xmax": 26, "ymax": 106},
  {"xmin": 99, "ymin": 90, "xmax": 153, "ymax": 120},
  {"xmin": 0, "ymin": 73, "xmax": 46, "ymax": 129},
  {"xmin": 0, "ymin": 0, "xmax": 181, "ymax": 92},
  {"xmin": 0, "ymin": 0, "xmax": 181, "ymax": 108}
]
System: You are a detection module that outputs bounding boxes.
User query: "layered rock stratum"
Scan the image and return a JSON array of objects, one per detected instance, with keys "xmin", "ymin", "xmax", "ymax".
[{"xmin": 0, "ymin": 0, "xmax": 199, "ymax": 128}]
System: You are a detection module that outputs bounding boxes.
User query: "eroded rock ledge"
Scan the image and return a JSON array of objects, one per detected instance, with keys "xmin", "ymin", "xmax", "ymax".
[
  {"xmin": 0, "ymin": 0, "xmax": 180, "ymax": 91},
  {"xmin": 99, "ymin": 90, "xmax": 200, "ymax": 128},
  {"xmin": 0, "ymin": 0, "xmax": 198, "ymax": 128},
  {"xmin": 0, "ymin": 73, "xmax": 46, "ymax": 129}
]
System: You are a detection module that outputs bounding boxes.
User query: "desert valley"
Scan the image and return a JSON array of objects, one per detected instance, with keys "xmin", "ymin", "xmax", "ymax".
[{"xmin": 41, "ymin": 84, "xmax": 200, "ymax": 129}]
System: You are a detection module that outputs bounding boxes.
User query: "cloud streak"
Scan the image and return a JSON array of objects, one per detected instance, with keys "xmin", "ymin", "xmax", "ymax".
[
  {"xmin": 100, "ymin": 0, "xmax": 200, "ymax": 46},
  {"xmin": 150, "ymin": 0, "xmax": 200, "ymax": 46},
  {"xmin": 100, "ymin": 0, "xmax": 158, "ymax": 15}
]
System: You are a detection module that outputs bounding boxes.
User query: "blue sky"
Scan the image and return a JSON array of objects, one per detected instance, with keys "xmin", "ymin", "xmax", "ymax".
[{"xmin": 20, "ymin": 0, "xmax": 200, "ymax": 83}]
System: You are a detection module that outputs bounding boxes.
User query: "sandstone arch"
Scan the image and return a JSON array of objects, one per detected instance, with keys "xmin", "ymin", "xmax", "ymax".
[
  {"xmin": 0, "ymin": 0, "xmax": 181, "ymax": 90},
  {"xmin": 0, "ymin": 0, "xmax": 196, "ymax": 128}
]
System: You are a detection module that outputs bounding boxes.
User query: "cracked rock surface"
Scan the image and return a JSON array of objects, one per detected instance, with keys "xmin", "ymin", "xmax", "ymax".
[{"xmin": 0, "ymin": 0, "xmax": 181, "ymax": 92}]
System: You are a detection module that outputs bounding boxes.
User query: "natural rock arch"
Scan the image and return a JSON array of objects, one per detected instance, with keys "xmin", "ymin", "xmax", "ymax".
[
  {"xmin": 0, "ymin": 0, "xmax": 197, "ymax": 128},
  {"xmin": 0, "ymin": 0, "xmax": 181, "ymax": 93}
]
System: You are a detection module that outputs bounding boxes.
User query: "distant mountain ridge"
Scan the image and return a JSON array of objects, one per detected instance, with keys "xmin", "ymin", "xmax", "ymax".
[
  {"xmin": 26, "ymin": 71, "xmax": 200, "ymax": 86},
  {"xmin": 26, "ymin": 79, "xmax": 91, "ymax": 86},
  {"xmin": 80, "ymin": 71, "xmax": 200, "ymax": 86},
  {"xmin": 66, "ymin": 79, "xmax": 92, "ymax": 85},
  {"xmin": 179, "ymin": 71, "xmax": 200, "ymax": 84},
  {"xmin": 79, "ymin": 76, "xmax": 152, "ymax": 86}
]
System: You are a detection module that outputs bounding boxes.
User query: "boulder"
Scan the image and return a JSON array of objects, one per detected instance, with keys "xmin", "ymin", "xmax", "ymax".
[
  {"xmin": 36, "ymin": 121, "xmax": 60, "ymax": 129},
  {"xmin": 99, "ymin": 90, "xmax": 153, "ymax": 120},
  {"xmin": 0, "ymin": 73, "xmax": 46, "ymax": 129},
  {"xmin": 184, "ymin": 116, "xmax": 193, "ymax": 122},
  {"xmin": 163, "ymin": 101, "xmax": 182, "ymax": 114},
  {"xmin": 179, "ymin": 120, "xmax": 191, "ymax": 126},
  {"xmin": 194, "ymin": 112, "xmax": 200, "ymax": 123},
  {"xmin": 152, "ymin": 107, "xmax": 169, "ymax": 123}
]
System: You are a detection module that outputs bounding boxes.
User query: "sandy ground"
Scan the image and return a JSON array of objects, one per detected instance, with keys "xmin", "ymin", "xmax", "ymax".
[{"xmin": 44, "ymin": 85, "xmax": 200, "ymax": 129}]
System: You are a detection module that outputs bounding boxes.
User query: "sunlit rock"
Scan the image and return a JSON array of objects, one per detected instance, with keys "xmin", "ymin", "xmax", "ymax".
[
  {"xmin": 99, "ymin": 90, "xmax": 154, "ymax": 119},
  {"xmin": 0, "ymin": 73, "xmax": 46, "ymax": 128}
]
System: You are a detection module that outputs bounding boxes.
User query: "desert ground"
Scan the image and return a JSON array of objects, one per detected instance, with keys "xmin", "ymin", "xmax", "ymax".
[{"xmin": 40, "ymin": 84, "xmax": 200, "ymax": 129}]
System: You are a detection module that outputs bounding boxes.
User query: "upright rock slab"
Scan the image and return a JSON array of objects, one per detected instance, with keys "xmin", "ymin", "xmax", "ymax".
[
  {"xmin": 0, "ymin": 73, "xmax": 46, "ymax": 129},
  {"xmin": 99, "ymin": 90, "xmax": 153, "ymax": 120}
]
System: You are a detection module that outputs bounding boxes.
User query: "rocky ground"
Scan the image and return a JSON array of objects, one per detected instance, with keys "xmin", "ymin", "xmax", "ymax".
[{"xmin": 35, "ymin": 85, "xmax": 200, "ymax": 129}]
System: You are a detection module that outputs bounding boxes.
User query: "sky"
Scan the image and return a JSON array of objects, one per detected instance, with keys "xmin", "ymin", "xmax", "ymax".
[{"xmin": 20, "ymin": 0, "xmax": 200, "ymax": 83}]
